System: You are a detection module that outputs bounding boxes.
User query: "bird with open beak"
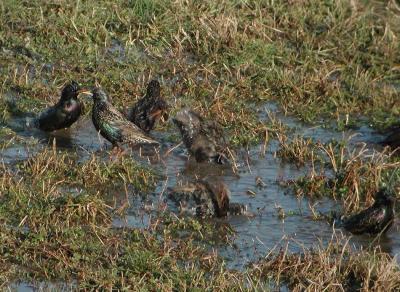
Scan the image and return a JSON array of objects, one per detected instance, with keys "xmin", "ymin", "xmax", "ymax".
[{"xmin": 36, "ymin": 81, "xmax": 92, "ymax": 132}]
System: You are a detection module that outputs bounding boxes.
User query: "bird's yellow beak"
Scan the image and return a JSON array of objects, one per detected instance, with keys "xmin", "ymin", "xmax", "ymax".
[{"xmin": 77, "ymin": 88, "xmax": 93, "ymax": 97}]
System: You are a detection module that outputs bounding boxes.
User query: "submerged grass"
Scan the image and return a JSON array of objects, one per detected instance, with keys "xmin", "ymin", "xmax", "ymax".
[
  {"xmin": 286, "ymin": 140, "xmax": 400, "ymax": 213},
  {"xmin": 252, "ymin": 232, "xmax": 400, "ymax": 291},
  {"xmin": 0, "ymin": 150, "xmax": 266, "ymax": 289},
  {"xmin": 0, "ymin": 0, "xmax": 399, "ymax": 290}
]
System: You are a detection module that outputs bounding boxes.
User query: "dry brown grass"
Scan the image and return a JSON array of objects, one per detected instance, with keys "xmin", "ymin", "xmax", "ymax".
[{"xmin": 252, "ymin": 232, "xmax": 400, "ymax": 291}]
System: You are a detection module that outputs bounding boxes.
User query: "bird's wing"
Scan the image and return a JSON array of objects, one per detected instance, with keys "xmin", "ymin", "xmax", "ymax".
[
  {"xmin": 129, "ymin": 96, "xmax": 168, "ymax": 117},
  {"xmin": 106, "ymin": 104, "xmax": 127, "ymax": 122},
  {"xmin": 342, "ymin": 207, "xmax": 385, "ymax": 233},
  {"xmin": 37, "ymin": 106, "xmax": 57, "ymax": 122},
  {"xmin": 110, "ymin": 118, "xmax": 159, "ymax": 145},
  {"xmin": 36, "ymin": 105, "xmax": 64, "ymax": 130}
]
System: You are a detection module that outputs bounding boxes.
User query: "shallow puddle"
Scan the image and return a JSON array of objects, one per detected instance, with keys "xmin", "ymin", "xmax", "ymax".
[
  {"xmin": 7, "ymin": 281, "xmax": 76, "ymax": 292},
  {"xmin": 1, "ymin": 104, "xmax": 399, "ymax": 279}
]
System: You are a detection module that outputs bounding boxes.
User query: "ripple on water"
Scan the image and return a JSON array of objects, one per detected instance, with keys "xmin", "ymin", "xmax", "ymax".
[{"xmin": 1, "ymin": 106, "xmax": 399, "ymax": 272}]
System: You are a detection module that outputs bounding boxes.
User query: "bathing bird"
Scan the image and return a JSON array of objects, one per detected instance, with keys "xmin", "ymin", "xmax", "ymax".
[
  {"xmin": 36, "ymin": 81, "xmax": 90, "ymax": 131},
  {"xmin": 336, "ymin": 188, "xmax": 395, "ymax": 235},
  {"xmin": 173, "ymin": 108, "xmax": 228, "ymax": 164},
  {"xmin": 125, "ymin": 79, "xmax": 169, "ymax": 133},
  {"xmin": 169, "ymin": 180, "xmax": 248, "ymax": 217},
  {"xmin": 90, "ymin": 87, "xmax": 159, "ymax": 147},
  {"xmin": 380, "ymin": 125, "xmax": 400, "ymax": 151}
]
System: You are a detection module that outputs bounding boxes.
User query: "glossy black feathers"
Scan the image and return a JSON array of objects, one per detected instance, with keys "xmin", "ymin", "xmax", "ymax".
[{"xmin": 37, "ymin": 81, "xmax": 84, "ymax": 132}]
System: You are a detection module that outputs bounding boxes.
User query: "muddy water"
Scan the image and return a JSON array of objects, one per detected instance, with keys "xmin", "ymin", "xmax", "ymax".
[{"xmin": 2, "ymin": 103, "xmax": 398, "ymax": 277}]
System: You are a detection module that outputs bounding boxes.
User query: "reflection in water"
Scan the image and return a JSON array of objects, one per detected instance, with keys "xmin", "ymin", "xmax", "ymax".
[
  {"xmin": 8, "ymin": 281, "xmax": 76, "ymax": 292},
  {"xmin": 1, "ymin": 115, "xmax": 107, "ymax": 162},
  {"xmin": 1, "ymin": 106, "xmax": 399, "ymax": 272}
]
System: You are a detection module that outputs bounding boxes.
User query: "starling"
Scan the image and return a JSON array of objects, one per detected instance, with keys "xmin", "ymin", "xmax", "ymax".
[
  {"xmin": 380, "ymin": 125, "xmax": 400, "ymax": 151},
  {"xmin": 36, "ymin": 81, "xmax": 90, "ymax": 131},
  {"xmin": 336, "ymin": 188, "xmax": 395, "ymax": 235},
  {"xmin": 169, "ymin": 180, "xmax": 248, "ymax": 217},
  {"xmin": 125, "ymin": 80, "xmax": 168, "ymax": 133},
  {"xmin": 90, "ymin": 87, "xmax": 159, "ymax": 147},
  {"xmin": 173, "ymin": 108, "xmax": 228, "ymax": 164}
]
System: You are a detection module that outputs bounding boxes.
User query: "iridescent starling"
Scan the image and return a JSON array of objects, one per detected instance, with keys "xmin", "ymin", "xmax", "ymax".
[
  {"xmin": 126, "ymin": 80, "xmax": 168, "ymax": 133},
  {"xmin": 336, "ymin": 188, "xmax": 395, "ymax": 235},
  {"xmin": 173, "ymin": 108, "xmax": 228, "ymax": 164},
  {"xmin": 36, "ymin": 81, "xmax": 90, "ymax": 131},
  {"xmin": 91, "ymin": 87, "xmax": 159, "ymax": 147}
]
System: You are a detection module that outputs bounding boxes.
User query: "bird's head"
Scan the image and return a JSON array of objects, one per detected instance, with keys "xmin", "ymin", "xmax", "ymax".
[
  {"xmin": 91, "ymin": 87, "xmax": 109, "ymax": 103},
  {"xmin": 60, "ymin": 81, "xmax": 92, "ymax": 102},
  {"xmin": 60, "ymin": 81, "xmax": 80, "ymax": 101}
]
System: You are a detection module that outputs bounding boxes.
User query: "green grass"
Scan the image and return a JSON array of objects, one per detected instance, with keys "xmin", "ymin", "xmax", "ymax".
[
  {"xmin": 0, "ymin": 0, "xmax": 399, "ymax": 289},
  {"xmin": 0, "ymin": 149, "xmax": 265, "ymax": 289},
  {"xmin": 1, "ymin": 0, "xmax": 398, "ymax": 143}
]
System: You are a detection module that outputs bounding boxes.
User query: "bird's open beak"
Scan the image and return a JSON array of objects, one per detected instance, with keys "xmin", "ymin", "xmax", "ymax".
[
  {"xmin": 77, "ymin": 88, "xmax": 93, "ymax": 99},
  {"xmin": 78, "ymin": 88, "xmax": 93, "ymax": 96}
]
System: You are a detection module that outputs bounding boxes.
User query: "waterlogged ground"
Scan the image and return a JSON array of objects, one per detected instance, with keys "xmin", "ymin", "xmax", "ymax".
[
  {"xmin": 2, "ymin": 102, "xmax": 399, "ymax": 285},
  {"xmin": 1, "ymin": 0, "xmax": 400, "ymax": 290},
  {"xmin": 114, "ymin": 103, "xmax": 400, "ymax": 270}
]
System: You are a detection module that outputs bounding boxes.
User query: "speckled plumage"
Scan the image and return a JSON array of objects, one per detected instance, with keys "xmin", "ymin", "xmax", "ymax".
[
  {"xmin": 91, "ymin": 88, "xmax": 159, "ymax": 147},
  {"xmin": 337, "ymin": 188, "xmax": 395, "ymax": 235},
  {"xmin": 126, "ymin": 80, "xmax": 168, "ymax": 133},
  {"xmin": 173, "ymin": 108, "xmax": 228, "ymax": 164},
  {"xmin": 169, "ymin": 180, "xmax": 247, "ymax": 217},
  {"xmin": 36, "ymin": 81, "xmax": 84, "ymax": 132}
]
